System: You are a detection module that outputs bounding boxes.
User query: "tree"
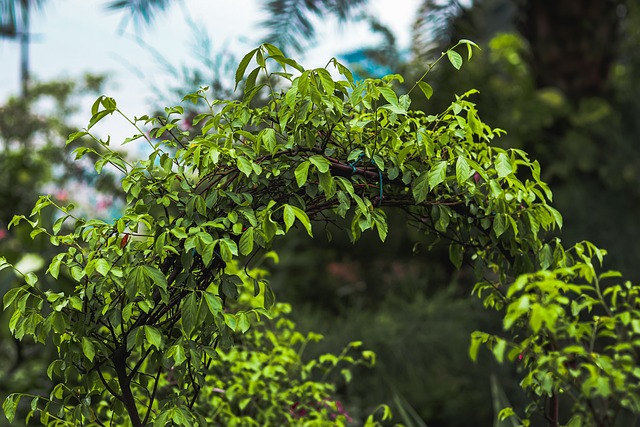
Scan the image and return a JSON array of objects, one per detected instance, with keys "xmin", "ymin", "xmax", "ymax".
[{"xmin": 3, "ymin": 41, "xmax": 637, "ymax": 427}]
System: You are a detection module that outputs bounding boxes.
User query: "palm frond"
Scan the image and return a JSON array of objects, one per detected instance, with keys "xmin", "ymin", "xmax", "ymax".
[
  {"xmin": 0, "ymin": 0, "xmax": 46, "ymax": 38},
  {"xmin": 259, "ymin": 0, "xmax": 367, "ymax": 53},
  {"xmin": 411, "ymin": 0, "xmax": 515, "ymax": 60},
  {"xmin": 0, "ymin": 0, "xmax": 18, "ymax": 37},
  {"xmin": 104, "ymin": 0, "xmax": 174, "ymax": 33},
  {"xmin": 411, "ymin": 0, "xmax": 466, "ymax": 60}
]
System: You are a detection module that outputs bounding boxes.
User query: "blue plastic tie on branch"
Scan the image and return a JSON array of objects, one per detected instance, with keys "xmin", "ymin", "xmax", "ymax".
[{"xmin": 348, "ymin": 153, "xmax": 366, "ymax": 175}]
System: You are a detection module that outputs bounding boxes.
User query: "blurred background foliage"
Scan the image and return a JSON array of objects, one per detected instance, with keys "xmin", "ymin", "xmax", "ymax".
[
  {"xmin": 3, "ymin": 0, "xmax": 640, "ymax": 426},
  {"xmin": 0, "ymin": 75, "xmax": 123, "ymax": 425}
]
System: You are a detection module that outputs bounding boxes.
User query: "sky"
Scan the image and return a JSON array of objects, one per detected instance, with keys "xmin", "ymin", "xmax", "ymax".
[{"xmin": 0, "ymin": 0, "xmax": 421, "ymax": 143}]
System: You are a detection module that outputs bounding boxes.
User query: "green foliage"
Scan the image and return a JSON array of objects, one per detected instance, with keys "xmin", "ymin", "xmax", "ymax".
[
  {"xmin": 289, "ymin": 285, "xmax": 508, "ymax": 427},
  {"xmin": 471, "ymin": 240, "xmax": 640, "ymax": 426},
  {"xmin": 0, "ymin": 75, "xmax": 125, "ymax": 426},
  {"xmin": 190, "ymin": 265, "xmax": 375, "ymax": 426},
  {"xmin": 4, "ymin": 40, "xmax": 639, "ymax": 426}
]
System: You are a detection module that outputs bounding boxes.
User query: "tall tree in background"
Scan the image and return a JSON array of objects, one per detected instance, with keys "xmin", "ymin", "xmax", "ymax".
[{"xmin": 410, "ymin": 0, "xmax": 625, "ymax": 102}]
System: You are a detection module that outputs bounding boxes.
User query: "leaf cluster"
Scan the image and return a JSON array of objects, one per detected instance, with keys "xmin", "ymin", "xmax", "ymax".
[{"xmin": 2, "ymin": 42, "xmax": 622, "ymax": 426}]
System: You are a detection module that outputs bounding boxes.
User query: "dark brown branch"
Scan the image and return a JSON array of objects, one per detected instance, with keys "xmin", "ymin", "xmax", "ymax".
[
  {"xmin": 97, "ymin": 365, "xmax": 123, "ymax": 402},
  {"xmin": 112, "ymin": 345, "xmax": 142, "ymax": 426},
  {"xmin": 142, "ymin": 367, "xmax": 163, "ymax": 425}
]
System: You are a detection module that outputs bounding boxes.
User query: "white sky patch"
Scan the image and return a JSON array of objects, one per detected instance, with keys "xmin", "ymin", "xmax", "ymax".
[{"xmin": 0, "ymin": 0, "xmax": 421, "ymax": 146}]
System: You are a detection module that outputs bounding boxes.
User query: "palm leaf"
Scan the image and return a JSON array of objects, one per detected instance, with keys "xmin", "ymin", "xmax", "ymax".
[
  {"xmin": 490, "ymin": 373, "xmax": 519, "ymax": 427},
  {"xmin": 0, "ymin": 0, "xmax": 46, "ymax": 38},
  {"xmin": 411, "ymin": 0, "xmax": 466, "ymax": 60},
  {"xmin": 411, "ymin": 0, "xmax": 515, "ymax": 60},
  {"xmin": 104, "ymin": 0, "xmax": 174, "ymax": 32},
  {"xmin": 0, "ymin": 0, "xmax": 18, "ymax": 37},
  {"xmin": 392, "ymin": 389, "xmax": 429, "ymax": 427},
  {"xmin": 259, "ymin": 0, "xmax": 367, "ymax": 53}
]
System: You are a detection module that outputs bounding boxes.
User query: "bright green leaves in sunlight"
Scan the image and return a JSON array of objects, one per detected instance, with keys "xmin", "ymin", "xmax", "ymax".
[
  {"xmin": 495, "ymin": 152, "xmax": 513, "ymax": 178},
  {"xmin": 283, "ymin": 204, "xmax": 312, "ymax": 236},
  {"xmin": 447, "ymin": 39, "xmax": 480, "ymax": 70}
]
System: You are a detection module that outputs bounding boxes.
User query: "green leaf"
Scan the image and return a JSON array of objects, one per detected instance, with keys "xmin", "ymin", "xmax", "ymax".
[
  {"xmin": 309, "ymin": 155, "xmax": 331, "ymax": 173},
  {"xmin": 495, "ymin": 152, "xmax": 513, "ymax": 178},
  {"xmin": 291, "ymin": 205, "xmax": 312, "ymax": 237},
  {"xmin": 237, "ymin": 312, "xmax": 251, "ymax": 333},
  {"xmin": 381, "ymin": 103, "xmax": 407, "ymax": 115},
  {"xmin": 263, "ymin": 43, "xmax": 285, "ymax": 57},
  {"xmin": 25, "ymin": 272, "xmax": 37, "ymax": 286},
  {"xmin": 204, "ymin": 292, "xmax": 222, "ymax": 315},
  {"xmin": 318, "ymin": 171, "xmax": 336, "ymax": 198},
  {"xmin": 239, "ymin": 227, "xmax": 254, "ymax": 255},
  {"xmin": 87, "ymin": 109, "xmax": 113, "ymax": 130},
  {"xmin": 449, "ymin": 242, "xmax": 463, "ymax": 269},
  {"xmin": 95, "ymin": 259, "xmax": 110, "ymax": 277},
  {"xmin": 101, "ymin": 96, "xmax": 117, "ymax": 110},
  {"xmin": 412, "ymin": 171, "xmax": 429, "ymax": 204},
  {"xmin": 142, "ymin": 266, "xmax": 168, "ymax": 291},
  {"xmin": 447, "ymin": 50, "xmax": 463, "ymax": 70},
  {"xmin": 492, "ymin": 338, "xmax": 507, "ymax": 363},
  {"xmin": 428, "ymin": 161, "xmax": 448, "ymax": 190},
  {"xmin": 529, "ymin": 304, "xmax": 543, "ymax": 333},
  {"xmin": 263, "ymin": 284, "xmax": 276, "ymax": 309},
  {"xmin": 455, "ymin": 156, "xmax": 471, "ymax": 186},
  {"xmin": 182, "ymin": 293, "xmax": 197, "ymax": 336},
  {"xmin": 218, "ymin": 238, "xmax": 238, "ymax": 262},
  {"xmin": 262, "ymin": 128, "xmax": 277, "ymax": 152},
  {"xmin": 371, "ymin": 210, "xmax": 388, "ymax": 242},
  {"xmin": 469, "ymin": 332, "xmax": 483, "ymax": 362},
  {"xmin": 171, "ymin": 227, "xmax": 188, "ymax": 239},
  {"xmin": 378, "ymin": 87, "xmax": 399, "ymax": 106},
  {"xmin": 294, "ymin": 161, "xmax": 310, "ymax": 187},
  {"xmin": 547, "ymin": 205, "xmax": 563, "ymax": 229},
  {"xmin": 3, "ymin": 287, "xmax": 22, "ymax": 310},
  {"xmin": 235, "ymin": 48, "xmax": 259, "ymax": 90},
  {"xmin": 47, "ymin": 254, "xmax": 64, "ymax": 280},
  {"xmin": 283, "ymin": 205, "xmax": 295, "ymax": 232},
  {"xmin": 66, "ymin": 131, "xmax": 88, "ymax": 145},
  {"xmin": 413, "ymin": 82, "xmax": 432, "ymax": 103},
  {"xmin": 82, "ymin": 337, "xmax": 96, "ymax": 362},
  {"xmin": 493, "ymin": 213, "xmax": 507, "ymax": 238},
  {"xmin": 224, "ymin": 313, "xmax": 238, "ymax": 331},
  {"xmin": 315, "ymin": 68, "xmax": 335, "ymax": 94},
  {"xmin": 236, "ymin": 157, "xmax": 253, "ymax": 177},
  {"xmin": 3, "ymin": 393, "xmax": 21, "ymax": 423},
  {"xmin": 154, "ymin": 411, "xmax": 171, "ymax": 427},
  {"xmin": 143, "ymin": 326, "xmax": 163, "ymax": 350},
  {"xmin": 459, "ymin": 39, "xmax": 480, "ymax": 60}
]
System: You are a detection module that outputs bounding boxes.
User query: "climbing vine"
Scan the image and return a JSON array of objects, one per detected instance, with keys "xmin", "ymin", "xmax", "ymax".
[{"xmin": 2, "ymin": 41, "xmax": 639, "ymax": 426}]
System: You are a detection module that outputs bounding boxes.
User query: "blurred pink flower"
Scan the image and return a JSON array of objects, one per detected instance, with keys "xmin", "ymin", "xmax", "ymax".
[
  {"xmin": 55, "ymin": 190, "xmax": 69, "ymax": 201},
  {"xmin": 96, "ymin": 198, "xmax": 112, "ymax": 211}
]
